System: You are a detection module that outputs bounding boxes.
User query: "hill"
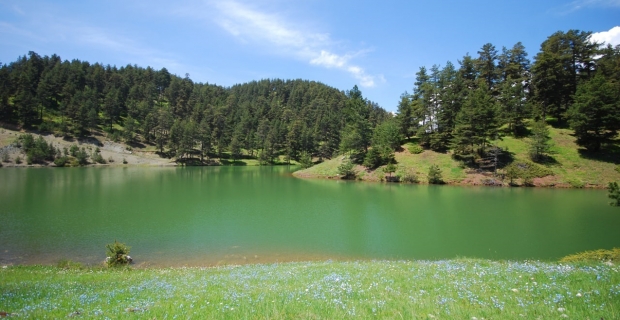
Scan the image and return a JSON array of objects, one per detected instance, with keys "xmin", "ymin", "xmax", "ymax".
[{"xmin": 294, "ymin": 123, "xmax": 620, "ymax": 188}]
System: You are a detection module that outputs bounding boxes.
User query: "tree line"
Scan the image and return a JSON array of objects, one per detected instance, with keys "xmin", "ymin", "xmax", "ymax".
[
  {"xmin": 0, "ymin": 54, "xmax": 388, "ymax": 164},
  {"xmin": 396, "ymin": 29, "xmax": 620, "ymax": 162},
  {"xmin": 0, "ymin": 28, "xmax": 618, "ymax": 169}
]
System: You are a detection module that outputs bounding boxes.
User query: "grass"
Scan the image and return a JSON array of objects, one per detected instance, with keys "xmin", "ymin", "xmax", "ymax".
[
  {"xmin": 1, "ymin": 260, "xmax": 618, "ymax": 319},
  {"xmin": 297, "ymin": 125, "xmax": 620, "ymax": 187}
]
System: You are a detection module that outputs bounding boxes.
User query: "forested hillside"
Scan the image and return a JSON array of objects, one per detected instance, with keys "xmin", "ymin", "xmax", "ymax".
[
  {"xmin": 1, "ymin": 29, "xmax": 619, "ymax": 181},
  {"xmin": 0, "ymin": 55, "xmax": 388, "ymax": 164}
]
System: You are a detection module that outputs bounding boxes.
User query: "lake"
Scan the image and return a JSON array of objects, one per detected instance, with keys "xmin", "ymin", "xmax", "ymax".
[{"xmin": 1, "ymin": 166, "xmax": 619, "ymax": 266}]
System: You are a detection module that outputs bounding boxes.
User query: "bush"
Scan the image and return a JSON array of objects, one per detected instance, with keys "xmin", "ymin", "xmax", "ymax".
[
  {"xmin": 503, "ymin": 161, "xmax": 553, "ymax": 186},
  {"xmin": 15, "ymin": 156, "xmax": 22, "ymax": 164},
  {"xmin": 363, "ymin": 148, "xmax": 383, "ymax": 169},
  {"xmin": 2, "ymin": 152, "xmax": 10, "ymax": 163},
  {"xmin": 560, "ymin": 248, "xmax": 620, "ymax": 264},
  {"xmin": 92, "ymin": 148, "xmax": 106, "ymax": 164},
  {"xmin": 69, "ymin": 144, "xmax": 79, "ymax": 157},
  {"xmin": 54, "ymin": 156, "xmax": 69, "ymax": 167},
  {"xmin": 427, "ymin": 164, "xmax": 443, "ymax": 184},
  {"xmin": 105, "ymin": 241, "xmax": 132, "ymax": 267},
  {"xmin": 399, "ymin": 168, "xmax": 419, "ymax": 183},
  {"xmin": 567, "ymin": 178, "xmax": 585, "ymax": 188},
  {"xmin": 337, "ymin": 158, "xmax": 356, "ymax": 179},
  {"xmin": 383, "ymin": 162, "xmax": 397, "ymax": 178},
  {"xmin": 75, "ymin": 147, "xmax": 89, "ymax": 165},
  {"xmin": 299, "ymin": 152, "xmax": 313, "ymax": 169},
  {"xmin": 407, "ymin": 144, "xmax": 424, "ymax": 154}
]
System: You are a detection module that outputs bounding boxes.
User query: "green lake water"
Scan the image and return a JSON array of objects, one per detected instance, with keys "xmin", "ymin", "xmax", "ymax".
[{"xmin": 0, "ymin": 166, "xmax": 619, "ymax": 266}]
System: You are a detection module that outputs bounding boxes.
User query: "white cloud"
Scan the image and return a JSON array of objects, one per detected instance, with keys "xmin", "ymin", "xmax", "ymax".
[
  {"xmin": 590, "ymin": 26, "xmax": 620, "ymax": 46},
  {"xmin": 559, "ymin": 0, "xmax": 620, "ymax": 13},
  {"xmin": 209, "ymin": 0, "xmax": 379, "ymax": 87}
]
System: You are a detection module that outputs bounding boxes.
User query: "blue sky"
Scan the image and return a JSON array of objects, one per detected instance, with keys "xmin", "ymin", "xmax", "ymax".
[{"xmin": 1, "ymin": 0, "xmax": 619, "ymax": 112}]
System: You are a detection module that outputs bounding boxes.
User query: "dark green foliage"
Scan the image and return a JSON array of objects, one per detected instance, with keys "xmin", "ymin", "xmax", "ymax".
[
  {"xmin": 1, "ymin": 52, "xmax": 389, "ymax": 165},
  {"xmin": 53, "ymin": 156, "xmax": 69, "ymax": 167},
  {"xmin": 105, "ymin": 241, "xmax": 132, "ymax": 267},
  {"xmin": 337, "ymin": 158, "xmax": 356, "ymax": 179},
  {"xmin": 609, "ymin": 182, "xmax": 620, "ymax": 207},
  {"xmin": 528, "ymin": 120, "xmax": 553, "ymax": 162},
  {"xmin": 19, "ymin": 134, "xmax": 55, "ymax": 164},
  {"xmin": 15, "ymin": 156, "xmax": 22, "ymax": 164},
  {"xmin": 532, "ymin": 30, "xmax": 598, "ymax": 121},
  {"xmin": 75, "ymin": 147, "xmax": 89, "ymax": 166},
  {"xmin": 427, "ymin": 164, "xmax": 443, "ymax": 184},
  {"xmin": 568, "ymin": 73, "xmax": 620, "ymax": 152},
  {"xmin": 363, "ymin": 148, "xmax": 383, "ymax": 169},
  {"xmin": 69, "ymin": 144, "xmax": 79, "ymax": 157},
  {"xmin": 299, "ymin": 151, "xmax": 313, "ymax": 169}
]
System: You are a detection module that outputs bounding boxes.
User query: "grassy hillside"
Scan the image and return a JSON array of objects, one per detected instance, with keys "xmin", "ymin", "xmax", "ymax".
[
  {"xmin": 1, "ymin": 260, "xmax": 618, "ymax": 319},
  {"xmin": 295, "ymin": 125, "xmax": 620, "ymax": 188}
]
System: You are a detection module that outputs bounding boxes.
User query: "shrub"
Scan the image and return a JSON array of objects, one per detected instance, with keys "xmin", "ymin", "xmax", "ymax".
[
  {"xmin": 92, "ymin": 150, "xmax": 106, "ymax": 164},
  {"xmin": 567, "ymin": 178, "xmax": 585, "ymax": 188},
  {"xmin": 122, "ymin": 158, "xmax": 128, "ymax": 164},
  {"xmin": 2, "ymin": 152, "xmax": 10, "ymax": 162},
  {"xmin": 15, "ymin": 156, "xmax": 22, "ymax": 164},
  {"xmin": 363, "ymin": 148, "xmax": 382, "ymax": 169},
  {"xmin": 54, "ymin": 156, "xmax": 69, "ymax": 167},
  {"xmin": 560, "ymin": 248, "xmax": 620, "ymax": 264},
  {"xmin": 337, "ymin": 158, "xmax": 356, "ymax": 179},
  {"xmin": 408, "ymin": 144, "xmax": 424, "ymax": 154},
  {"xmin": 69, "ymin": 144, "xmax": 79, "ymax": 157},
  {"xmin": 383, "ymin": 162, "xmax": 397, "ymax": 178},
  {"xmin": 105, "ymin": 241, "xmax": 132, "ymax": 267},
  {"xmin": 427, "ymin": 164, "xmax": 443, "ymax": 184},
  {"xmin": 299, "ymin": 152, "xmax": 313, "ymax": 169},
  {"xmin": 503, "ymin": 161, "xmax": 553, "ymax": 186},
  {"xmin": 75, "ymin": 147, "xmax": 89, "ymax": 166},
  {"xmin": 399, "ymin": 168, "xmax": 419, "ymax": 183},
  {"xmin": 615, "ymin": 165, "xmax": 620, "ymax": 174}
]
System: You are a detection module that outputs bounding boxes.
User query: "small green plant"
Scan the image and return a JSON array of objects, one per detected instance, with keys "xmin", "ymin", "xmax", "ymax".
[
  {"xmin": 407, "ymin": 144, "xmax": 423, "ymax": 154},
  {"xmin": 105, "ymin": 241, "xmax": 132, "ymax": 267},
  {"xmin": 608, "ymin": 182, "xmax": 620, "ymax": 207},
  {"xmin": 615, "ymin": 165, "xmax": 620, "ymax": 174},
  {"xmin": 15, "ymin": 156, "xmax": 22, "ymax": 164},
  {"xmin": 337, "ymin": 158, "xmax": 356, "ymax": 180},
  {"xmin": 1, "ymin": 152, "xmax": 10, "ymax": 162},
  {"xmin": 427, "ymin": 164, "xmax": 443, "ymax": 184},
  {"xmin": 122, "ymin": 158, "xmax": 128, "ymax": 164}
]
